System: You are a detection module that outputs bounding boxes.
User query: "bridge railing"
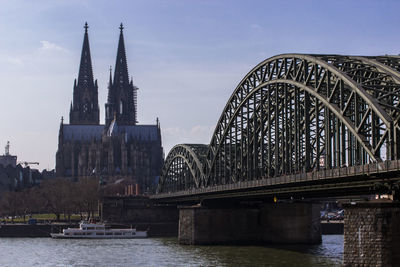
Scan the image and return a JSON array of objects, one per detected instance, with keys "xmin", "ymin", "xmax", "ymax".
[{"xmin": 155, "ymin": 160, "xmax": 400, "ymax": 199}]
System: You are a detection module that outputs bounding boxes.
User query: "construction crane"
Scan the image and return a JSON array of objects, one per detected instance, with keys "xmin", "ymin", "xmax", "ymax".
[{"xmin": 18, "ymin": 162, "xmax": 39, "ymax": 167}]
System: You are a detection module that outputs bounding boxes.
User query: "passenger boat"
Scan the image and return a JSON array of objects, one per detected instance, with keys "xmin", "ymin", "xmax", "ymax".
[{"xmin": 50, "ymin": 221, "xmax": 147, "ymax": 239}]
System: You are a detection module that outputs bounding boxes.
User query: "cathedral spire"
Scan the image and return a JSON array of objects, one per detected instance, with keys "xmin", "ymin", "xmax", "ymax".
[
  {"xmin": 77, "ymin": 22, "xmax": 94, "ymax": 88},
  {"xmin": 109, "ymin": 66, "xmax": 113, "ymax": 86},
  {"xmin": 113, "ymin": 23, "xmax": 129, "ymax": 86},
  {"xmin": 70, "ymin": 23, "xmax": 100, "ymax": 125},
  {"xmin": 58, "ymin": 116, "xmax": 64, "ymax": 147},
  {"xmin": 106, "ymin": 23, "xmax": 137, "ymax": 126}
]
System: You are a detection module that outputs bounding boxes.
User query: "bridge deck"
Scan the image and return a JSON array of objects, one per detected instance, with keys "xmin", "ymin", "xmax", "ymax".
[{"xmin": 152, "ymin": 160, "xmax": 400, "ymax": 202}]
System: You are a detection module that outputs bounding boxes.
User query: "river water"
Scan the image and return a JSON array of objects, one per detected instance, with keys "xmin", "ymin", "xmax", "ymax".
[{"xmin": 0, "ymin": 235, "xmax": 342, "ymax": 267}]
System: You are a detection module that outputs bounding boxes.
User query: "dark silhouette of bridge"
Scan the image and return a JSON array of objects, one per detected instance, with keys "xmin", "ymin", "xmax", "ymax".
[
  {"xmin": 155, "ymin": 54, "xmax": 400, "ymax": 201},
  {"xmin": 153, "ymin": 54, "xmax": 400, "ymax": 265}
]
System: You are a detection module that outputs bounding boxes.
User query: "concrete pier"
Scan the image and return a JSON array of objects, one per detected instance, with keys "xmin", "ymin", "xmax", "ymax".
[
  {"xmin": 179, "ymin": 202, "xmax": 321, "ymax": 245},
  {"xmin": 100, "ymin": 196, "xmax": 179, "ymax": 237},
  {"xmin": 343, "ymin": 201, "xmax": 400, "ymax": 267}
]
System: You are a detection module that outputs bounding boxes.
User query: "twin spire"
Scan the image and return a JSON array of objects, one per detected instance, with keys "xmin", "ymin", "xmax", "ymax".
[
  {"xmin": 77, "ymin": 22, "xmax": 94, "ymax": 89},
  {"xmin": 69, "ymin": 22, "xmax": 99, "ymax": 125},
  {"xmin": 113, "ymin": 23, "xmax": 130, "ymax": 88},
  {"xmin": 106, "ymin": 23, "xmax": 137, "ymax": 126},
  {"xmin": 70, "ymin": 22, "xmax": 137, "ymax": 126},
  {"xmin": 79, "ymin": 22, "xmax": 128, "ymax": 89}
]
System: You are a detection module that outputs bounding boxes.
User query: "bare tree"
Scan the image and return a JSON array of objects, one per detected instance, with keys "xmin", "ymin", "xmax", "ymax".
[
  {"xmin": 40, "ymin": 179, "xmax": 70, "ymax": 221},
  {"xmin": 76, "ymin": 177, "xmax": 99, "ymax": 219},
  {"xmin": 0, "ymin": 177, "xmax": 101, "ymax": 222},
  {"xmin": 0, "ymin": 191, "xmax": 22, "ymax": 223}
]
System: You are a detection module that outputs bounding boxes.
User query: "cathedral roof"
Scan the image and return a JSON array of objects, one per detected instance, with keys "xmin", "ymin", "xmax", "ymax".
[
  {"xmin": 118, "ymin": 125, "xmax": 159, "ymax": 141},
  {"xmin": 107, "ymin": 115, "xmax": 118, "ymax": 137},
  {"xmin": 63, "ymin": 125, "xmax": 103, "ymax": 141},
  {"xmin": 62, "ymin": 124, "xmax": 159, "ymax": 142}
]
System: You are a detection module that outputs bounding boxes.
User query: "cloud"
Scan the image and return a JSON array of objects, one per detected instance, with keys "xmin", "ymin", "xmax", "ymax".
[{"xmin": 39, "ymin": 40, "xmax": 68, "ymax": 52}]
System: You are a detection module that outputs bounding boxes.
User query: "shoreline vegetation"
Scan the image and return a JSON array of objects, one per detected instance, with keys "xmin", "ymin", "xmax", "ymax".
[
  {"xmin": 0, "ymin": 177, "xmax": 99, "ymax": 223},
  {"xmin": 0, "ymin": 212, "xmax": 99, "ymax": 224}
]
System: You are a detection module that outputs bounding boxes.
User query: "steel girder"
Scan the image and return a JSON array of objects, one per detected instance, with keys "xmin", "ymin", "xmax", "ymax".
[
  {"xmin": 158, "ymin": 54, "xmax": 400, "ymax": 193},
  {"xmin": 157, "ymin": 144, "xmax": 208, "ymax": 193}
]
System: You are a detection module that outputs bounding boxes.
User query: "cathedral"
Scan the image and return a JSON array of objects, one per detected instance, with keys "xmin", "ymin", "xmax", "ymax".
[{"xmin": 56, "ymin": 23, "xmax": 163, "ymax": 193}]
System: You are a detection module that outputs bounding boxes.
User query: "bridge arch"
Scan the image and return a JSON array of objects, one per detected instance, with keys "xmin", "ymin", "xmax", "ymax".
[
  {"xmin": 158, "ymin": 54, "xmax": 400, "ymax": 192},
  {"xmin": 206, "ymin": 54, "xmax": 400, "ymax": 185},
  {"xmin": 157, "ymin": 144, "xmax": 208, "ymax": 193}
]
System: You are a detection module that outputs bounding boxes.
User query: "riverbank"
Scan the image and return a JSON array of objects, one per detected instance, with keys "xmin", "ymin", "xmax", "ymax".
[
  {"xmin": 0, "ymin": 223, "xmax": 76, "ymax": 237},
  {"xmin": 0, "ymin": 222, "xmax": 177, "ymax": 238},
  {"xmin": 0, "ymin": 221, "xmax": 342, "ymax": 237}
]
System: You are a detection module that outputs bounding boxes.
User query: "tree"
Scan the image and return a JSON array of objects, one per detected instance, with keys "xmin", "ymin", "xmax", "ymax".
[
  {"xmin": 0, "ymin": 191, "xmax": 22, "ymax": 222},
  {"xmin": 40, "ymin": 179, "xmax": 70, "ymax": 221},
  {"xmin": 76, "ymin": 177, "xmax": 99, "ymax": 219},
  {"xmin": 0, "ymin": 177, "xmax": 101, "ymax": 222}
]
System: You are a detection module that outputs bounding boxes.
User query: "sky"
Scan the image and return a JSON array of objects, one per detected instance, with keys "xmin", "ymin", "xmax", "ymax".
[{"xmin": 0, "ymin": 0, "xmax": 399, "ymax": 170}]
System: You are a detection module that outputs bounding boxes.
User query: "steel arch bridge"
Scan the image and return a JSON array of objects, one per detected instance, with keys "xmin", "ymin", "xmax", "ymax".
[{"xmin": 157, "ymin": 54, "xmax": 400, "ymax": 195}]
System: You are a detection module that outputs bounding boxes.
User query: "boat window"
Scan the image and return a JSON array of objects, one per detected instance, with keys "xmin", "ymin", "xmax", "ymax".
[
  {"xmin": 106, "ymin": 232, "xmax": 113, "ymax": 235},
  {"xmin": 87, "ymin": 227, "xmax": 95, "ymax": 230},
  {"xmin": 114, "ymin": 232, "xmax": 122, "ymax": 235},
  {"xmin": 96, "ymin": 232, "xmax": 104, "ymax": 235}
]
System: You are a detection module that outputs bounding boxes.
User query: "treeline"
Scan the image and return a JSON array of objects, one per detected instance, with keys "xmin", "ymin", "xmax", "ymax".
[{"xmin": 0, "ymin": 177, "xmax": 99, "ymax": 222}]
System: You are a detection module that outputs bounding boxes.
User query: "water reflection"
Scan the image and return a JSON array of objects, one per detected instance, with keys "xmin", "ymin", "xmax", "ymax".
[
  {"xmin": 0, "ymin": 235, "xmax": 342, "ymax": 267},
  {"xmin": 158, "ymin": 235, "xmax": 342, "ymax": 267}
]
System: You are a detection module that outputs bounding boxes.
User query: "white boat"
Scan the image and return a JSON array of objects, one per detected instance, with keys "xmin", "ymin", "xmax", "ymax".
[{"xmin": 50, "ymin": 221, "xmax": 147, "ymax": 239}]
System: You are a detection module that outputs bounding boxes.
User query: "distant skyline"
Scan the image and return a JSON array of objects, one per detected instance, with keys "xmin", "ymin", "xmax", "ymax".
[{"xmin": 0, "ymin": 0, "xmax": 399, "ymax": 169}]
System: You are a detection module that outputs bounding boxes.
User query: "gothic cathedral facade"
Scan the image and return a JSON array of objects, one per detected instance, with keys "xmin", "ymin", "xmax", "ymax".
[{"xmin": 56, "ymin": 23, "xmax": 163, "ymax": 193}]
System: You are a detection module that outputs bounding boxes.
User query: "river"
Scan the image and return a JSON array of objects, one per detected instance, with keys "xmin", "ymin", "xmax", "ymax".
[{"xmin": 0, "ymin": 235, "xmax": 342, "ymax": 266}]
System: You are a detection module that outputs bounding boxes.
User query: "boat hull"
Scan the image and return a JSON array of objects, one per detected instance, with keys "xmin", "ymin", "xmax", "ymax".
[
  {"xmin": 50, "ymin": 232, "xmax": 148, "ymax": 239},
  {"xmin": 50, "ymin": 221, "xmax": 148, "ymax": 239}
]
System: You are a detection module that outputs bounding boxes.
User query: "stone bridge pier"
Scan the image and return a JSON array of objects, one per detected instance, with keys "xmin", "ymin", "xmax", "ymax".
[
  {"xmin": 343, "ymin": 201, "xmax": 400, "ymax": 267},
  {"xmin": 178, "ymin": 202, "xmax": 321, "ymax": 245}
]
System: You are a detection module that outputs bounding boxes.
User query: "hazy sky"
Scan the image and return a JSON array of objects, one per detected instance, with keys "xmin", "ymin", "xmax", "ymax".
[{"xmin": 0, "ymin": 0, "xmax": 399, "ymax": 170}]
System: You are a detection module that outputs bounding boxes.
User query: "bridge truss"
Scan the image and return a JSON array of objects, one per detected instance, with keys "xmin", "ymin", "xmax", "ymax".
[{"xmin": 157, "ymin": 54, "xmax": 400, "ymax": 195}]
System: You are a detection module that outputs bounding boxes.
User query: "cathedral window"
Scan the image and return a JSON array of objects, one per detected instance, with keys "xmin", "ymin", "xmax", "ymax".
[{"xmin": 83, "ymin": 103, "xmax": 88, "ymax": 113}]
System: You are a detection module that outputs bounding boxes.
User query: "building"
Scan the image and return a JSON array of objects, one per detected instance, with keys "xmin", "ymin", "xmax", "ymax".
[
  {"xmin": 0, "ymin": 141, "xmax": 53, "ymax": 192},
  {"xmin": 56, "ymin": 23, "xmax": 163, "ymax": 193},
  {"xmin": 0, "ymin": 142, "xmax": 17, "ymax": 168}
]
